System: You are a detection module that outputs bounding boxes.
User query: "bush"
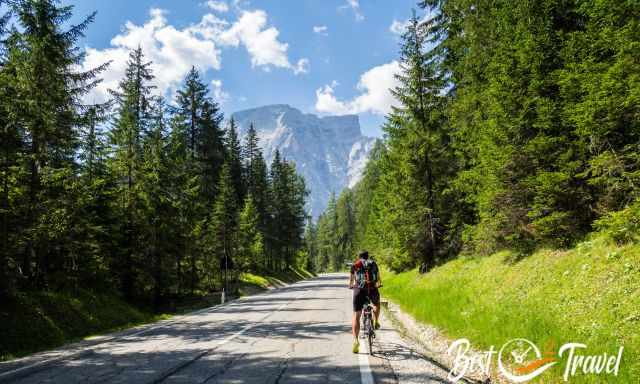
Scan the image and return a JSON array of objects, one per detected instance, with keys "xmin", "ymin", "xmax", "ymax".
[{"xmin": 594, "ymin": 200, "xmax": 640, "ymax": 244}]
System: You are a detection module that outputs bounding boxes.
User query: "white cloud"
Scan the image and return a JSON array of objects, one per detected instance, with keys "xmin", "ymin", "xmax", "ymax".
[
  {"xmin": 339, "ymin": 0, "xmax": 364, "ymax": 22},
  {"xmin": 218, "ymin": 10, "xmax": 290, "ymax": 68},
  {"xmin": 196, "ymin": 9, "xmax": 309, "ymax": 73},
  {"xmin": 82, "ymin": 8, "xmax": 221, "ymax": 103},
  {"xmin": 82, "ymin": 7, "xmax": 307, "ymax": 102},
  {"xmin": 313, "ymin": 25, "xmax": 328, "ymax": 36},
  {"xmin": 206, "ymin": 1, "xmax": 229, "ymax": 12},
  {"xmin": 211, "ymin": 79, "xmax": 230, "ymax": 103},
  {"xmin": 315, "ymin": 61, "xmax": 401, "ymax": 115},
  {"xmin": 293, "ymin": 58, "xmax": 310, "ymax": 75},
  {"xmin": 389, "ymin": 19, "xmax": 410, "ymax": 35}
]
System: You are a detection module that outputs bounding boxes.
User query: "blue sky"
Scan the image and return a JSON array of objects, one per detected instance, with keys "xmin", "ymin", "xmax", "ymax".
[{"xmin": 64, "ymin": 0, "xmax": 421, "ymax": 137}]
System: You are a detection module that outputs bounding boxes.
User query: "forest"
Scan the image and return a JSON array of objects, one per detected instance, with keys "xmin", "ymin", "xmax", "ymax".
[
  {"xmin": 309, "ymin": 0, "xmax": 640, "ymax": 272},
  {"xmin": 0, "ymin": 0, "xmax": 308, "ymax": 306}
]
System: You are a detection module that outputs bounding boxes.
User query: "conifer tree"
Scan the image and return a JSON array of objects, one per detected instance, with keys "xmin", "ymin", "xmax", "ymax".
[
  {"xmin": 109, "ymin": 46, "xmax": 155, "ymax": 299},
  {"xmin": 377, "ymin": 11, "xmax": 456, "ymax": 270},
  {"xmin": 225, "ymin": 118, "xmax": 245, "ymax": 205},
  {"xmin": 209, "ymin": 163, "xmax": 238, "ymax": 292},
  {"xmin": 8, "ymin": 0, "xmax": 108, "ymax": 288},
  {"xmin": 237, "ymin": 194, "xmax": 264, "ymax": 272}
]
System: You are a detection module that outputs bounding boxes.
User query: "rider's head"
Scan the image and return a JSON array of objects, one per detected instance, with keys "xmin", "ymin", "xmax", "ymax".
[{"xmin": 359, "ymin": 250, "xmax": 369, "ymax": 260}]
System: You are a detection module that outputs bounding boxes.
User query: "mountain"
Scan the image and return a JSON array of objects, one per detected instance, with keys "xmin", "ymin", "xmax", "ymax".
[{"xmin": 232, "ymin": 104, "xmax": 376, "ymax": 218}]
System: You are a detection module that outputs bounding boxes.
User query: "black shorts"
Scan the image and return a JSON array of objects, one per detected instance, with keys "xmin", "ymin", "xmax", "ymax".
[{"xmin": 353, "ymin": 287, "xmax": 380, "ymax": 312}]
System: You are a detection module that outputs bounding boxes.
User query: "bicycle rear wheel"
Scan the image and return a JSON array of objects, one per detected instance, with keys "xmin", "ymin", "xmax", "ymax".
[{"xmin": 366, "ymin": 318, "xmax": 373, "ymax": 355}]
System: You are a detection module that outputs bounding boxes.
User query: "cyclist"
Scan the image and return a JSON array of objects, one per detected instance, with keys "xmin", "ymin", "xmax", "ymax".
[{"xmin": 348, "ymin": 250, "xmax": 382, "ymax": 353}]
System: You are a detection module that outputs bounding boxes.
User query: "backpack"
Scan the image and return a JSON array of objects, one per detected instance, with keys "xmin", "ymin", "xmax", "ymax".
[{"xmin": 354, "ymin": 258, "xmax": 378, "ymax": 289}]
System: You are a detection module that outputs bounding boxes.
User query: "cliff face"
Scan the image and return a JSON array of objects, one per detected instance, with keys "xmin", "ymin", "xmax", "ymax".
[{"xmin": 232, "ymin": 104, "xmax": 375, "ymax": 217}]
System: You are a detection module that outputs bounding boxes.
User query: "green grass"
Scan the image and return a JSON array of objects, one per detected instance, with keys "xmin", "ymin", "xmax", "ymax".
[
  {"xmin": 381, "ymin": 236, "xmax": 639, "ymax": 383},
  {"xmin": 0, "ymin": 289, "xmax": 159, "ymax": 361},
  {"xmin": 238, "ymin": 266, "xmax": 315, "ymax": 296}
]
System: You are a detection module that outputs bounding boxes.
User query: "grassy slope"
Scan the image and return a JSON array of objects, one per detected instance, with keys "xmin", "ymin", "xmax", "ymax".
[
  {"xmin": 381, "ymin": 236, "xmax": 639, "ymax": 383},
  {"xmin": 0, "ymin": 290, "xmax": 157, "ymax": 361},
  {"xmin": 1, "ymin": 267, "xmax": 314, "ymax": 362},
  {"xmin": 238, "ymin": 267, "xmax": 315, "ymax": 295}
]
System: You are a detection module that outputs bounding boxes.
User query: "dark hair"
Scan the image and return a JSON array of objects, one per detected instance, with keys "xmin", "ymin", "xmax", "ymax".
[{"xmin": 359, "ymin": 250, "xmax": 369, "ymax": 259}]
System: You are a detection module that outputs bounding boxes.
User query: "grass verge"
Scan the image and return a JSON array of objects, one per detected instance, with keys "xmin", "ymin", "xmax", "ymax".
[
  {"xmin": 381, "ymin": 235, "xmax": 639, "ymax": 383},
  {"xmin": 0, "ymin": 289, "xmax": 160, "ymax": 362},
  {"xmin": 238, "ymin": 266, "xmax": 315, "ymax": 296}
]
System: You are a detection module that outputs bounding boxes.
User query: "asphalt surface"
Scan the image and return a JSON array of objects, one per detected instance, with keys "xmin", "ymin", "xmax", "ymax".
[{"xmin": 0, "ymin": 273, "xmax": 452, "ymax": 384}]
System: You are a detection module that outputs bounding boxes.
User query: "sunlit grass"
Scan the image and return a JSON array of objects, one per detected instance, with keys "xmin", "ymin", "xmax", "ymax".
[{"xmin": 381, "ymin": 236, "xmax": 639, "ymax": 383}]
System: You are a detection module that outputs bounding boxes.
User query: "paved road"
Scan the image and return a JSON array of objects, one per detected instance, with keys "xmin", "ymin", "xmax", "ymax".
[{"xmin": 0, "ymin": 274, "xmax": 452, "ymax": 384}]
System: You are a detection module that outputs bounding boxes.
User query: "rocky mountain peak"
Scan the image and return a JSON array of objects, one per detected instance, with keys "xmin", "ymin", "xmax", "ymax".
[{"xmin": 232, "ymin": 105, "xmax": 375, "ymax": 218}]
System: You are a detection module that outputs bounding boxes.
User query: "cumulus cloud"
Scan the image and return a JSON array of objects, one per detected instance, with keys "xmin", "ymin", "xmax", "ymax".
[
  {"xmin": 339, "ymin": 0, "xmax": 364, "ymax": 22},
  {"xmin": 218, "ymin": 10, "xmax": 290, "ymax": 68},
  {"xmin": 195, "ymin": 9, "xmax": 309, "ymax": 73},
  {"xmin": 315, "ymin": 61, "xmax": 401, "ymax": 115},
  {"xmin": 81, "ymin": 7, "xmax": 307, "ymax": 102},
  {"xmin": 206, "ymin": 1, "xmax": 229, "ymax": 12},
  {"xmin": 313, "ymin": 25, "xmax": 328, "ymax": 36},
  {"xmin": 82, "ymin": 8, "xmax": 221, "ymax": 103},
  {"xmin": 293, "ymin": 58, "xmax": 310, "ymax": 75}
]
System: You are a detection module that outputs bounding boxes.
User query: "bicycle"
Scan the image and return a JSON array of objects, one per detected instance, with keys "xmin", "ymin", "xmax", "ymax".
[
  {"xmin": 353, "ymin": 284, "xmax": 382, "ymax": 355},
  {"xmin": 361, "ymin": 298, "xmax": 375, "ymax": 355}
]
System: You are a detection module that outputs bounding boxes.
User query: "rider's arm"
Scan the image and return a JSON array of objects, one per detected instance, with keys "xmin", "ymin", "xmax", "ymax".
[{"xmin": 349, "ymin": 272, "xmax": 354, "ymax": 288}]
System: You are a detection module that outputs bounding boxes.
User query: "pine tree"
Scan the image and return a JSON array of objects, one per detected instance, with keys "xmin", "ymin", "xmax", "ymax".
[
  {"xmin": 173, "ymin": 67, "xmax": 224, "ymax": 203},
  {"xmin": 139, "ymin": 98, "xmax": 173, "ymax": 306},
  {"xmin": 302, "ymin": 218, "xmax": 318, "ymax": 272},
  {"xmin": 225, "ymin": 118, "xmax": 245, "ymax": 205},
  {"xmin": 242, "ymin": 123, "xmax": 270, "ymax": 256},
  {"xmin": 0, "ymin": 5, "xmax": 19, "ymax": 295},
  {"xmin": 70, "ymin": 104, "xmax": 114, "ymax": 290},
  {"xmin": 242, "ymin": 124, "xmax": 260, "ymax": 189},
  {"xmin": 208, "ymin": 163, "xmax": 238, "ymax": 293},
  {"xmin": 368, "ymin": 11, "xmax": 456, "ymax": 271},
  {"xmin": 8, "ymin": 0, "xmax": 108, "ymax": 288},
  {"xmin": 108, "ymin": 46, "xmax": 156, "ymax": 299},
  {"xmin": 336, "ymin": 189, "xmax": 356, "ymax": 266},
  {"xmin": 199, "ymin": 99, "xmax": 225, "ymax": 202},
  {"xmin": 237, "ymin": 194, "xmax": 264, "ymax": 272},
  {"xmin": 166, "ymin": 109, "xmax": 199, "ymax": 295},
  {"xmin": 171, "ymin": 67, "xmax": 225, "ymax": 294}
]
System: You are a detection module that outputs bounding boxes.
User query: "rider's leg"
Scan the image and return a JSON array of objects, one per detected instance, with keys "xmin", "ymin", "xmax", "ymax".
[
  {"xmin": 352, "ymin": 311, "xmax": 361, "ymax": 338},
  {"xmin": 352, "ymin": 310, "xmax": 361, "ymax": 353},
  {"xmin": 371, "ymin": 289, "xmax": 381, "ymax": 328}
]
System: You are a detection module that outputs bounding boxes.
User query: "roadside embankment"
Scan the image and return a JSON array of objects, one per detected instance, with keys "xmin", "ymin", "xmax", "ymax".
[{"xmin": 381, "ymin": 236, "xmax": 639, "ymax": 383}]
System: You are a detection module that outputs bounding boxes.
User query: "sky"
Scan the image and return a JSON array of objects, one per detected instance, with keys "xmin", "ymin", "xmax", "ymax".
[{"xmin": 62, "ymin": 0, "xmax": 422, "ymax": 137}]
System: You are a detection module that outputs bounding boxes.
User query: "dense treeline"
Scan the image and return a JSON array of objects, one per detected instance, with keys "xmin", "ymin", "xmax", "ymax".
[
  {"xmin": 0, "ymin": 0, "xmax": 308, "ymax": 304},
  {"xmin": 310, "ymin": 0, "xmax": 640, "ymax": 272}
]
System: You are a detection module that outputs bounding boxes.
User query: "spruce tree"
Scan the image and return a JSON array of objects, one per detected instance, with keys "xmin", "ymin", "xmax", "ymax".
[
  {"xmin": 108, "ymin": 46, "xmax": 155, "ymax": 299},
  {"xmin": 237, "ymin": 194, "xmax": 264, "ymax": 272},
  {"xmin": 140, "ymin": 98, "xmax": 172, "ymax": 306},
  {"xmin": 8, "ymin": 0, "xmax": 108, "ymax": 288},
  {"xmin": 208, "ymin": 163, "xmax": 238, "ymax": 293},
  {"xmin": 225, "ymin": 117, "xmax": 245, "ymax": 205}
]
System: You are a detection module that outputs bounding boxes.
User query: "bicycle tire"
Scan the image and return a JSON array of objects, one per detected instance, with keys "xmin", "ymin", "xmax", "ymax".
[{"xmin": 366, "ymin": 317, "xmax": 373, "ymax": 355}]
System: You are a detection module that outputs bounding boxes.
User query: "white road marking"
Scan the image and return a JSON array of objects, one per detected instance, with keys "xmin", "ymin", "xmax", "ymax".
[{"xmin": 359, "ymin": 342, "xmax": 375, "ymax": 384}]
